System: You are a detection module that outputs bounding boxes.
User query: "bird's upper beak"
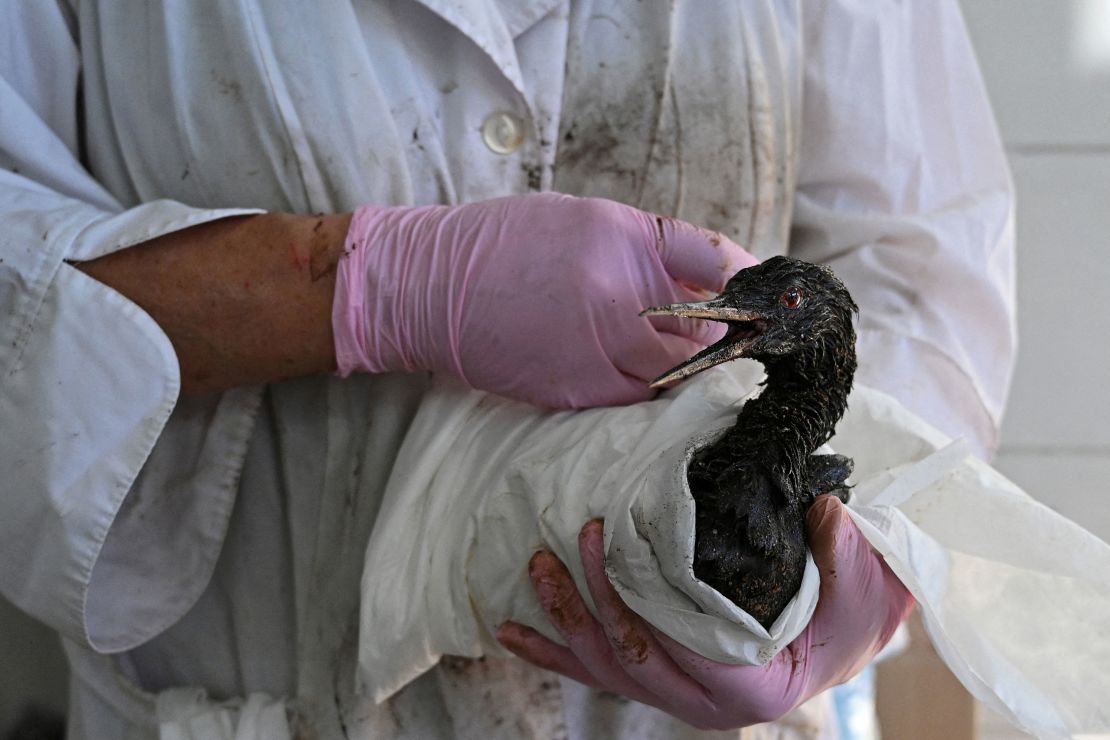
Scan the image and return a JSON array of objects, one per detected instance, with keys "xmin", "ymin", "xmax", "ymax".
[{"xmin": 640, "ymin": 296, "xmax": 764, "ymax": 388}]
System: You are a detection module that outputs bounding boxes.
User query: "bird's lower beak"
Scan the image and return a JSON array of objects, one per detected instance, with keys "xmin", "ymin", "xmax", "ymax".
[{"xmin": 640, "ymin": 297, "xmax": 762, "ymax": 388}]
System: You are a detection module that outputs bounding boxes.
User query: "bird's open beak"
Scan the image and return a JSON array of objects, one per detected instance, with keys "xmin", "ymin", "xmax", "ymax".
[{"xmin": 640, "ymin": 297, "xmax": 763, "ymax": 388}]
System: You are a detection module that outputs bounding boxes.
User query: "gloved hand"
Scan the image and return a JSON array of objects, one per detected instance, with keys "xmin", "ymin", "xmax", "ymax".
[
  {"xmin": 496, "ymin": 496, "xmax": 914, "ymax": 730},
  {"xmin": 332, "ymin": 193, "xmax": 756, "ymax": 408}
]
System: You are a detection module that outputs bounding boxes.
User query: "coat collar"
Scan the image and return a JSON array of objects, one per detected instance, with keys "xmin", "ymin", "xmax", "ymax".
[{"xmin": 410, "ymin": 0, "xmax": 563, "ymax": 97}]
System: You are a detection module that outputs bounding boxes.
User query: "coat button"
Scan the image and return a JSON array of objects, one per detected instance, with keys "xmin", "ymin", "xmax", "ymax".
[{"xmin": 481, "ymin": 112, "xmax": 525, "ymax": 154}]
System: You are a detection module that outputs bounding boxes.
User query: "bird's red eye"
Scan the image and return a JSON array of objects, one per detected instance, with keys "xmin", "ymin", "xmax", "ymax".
[{"xmin": 780, "ymin": 287, "xmax": 803, "ymax": 309}]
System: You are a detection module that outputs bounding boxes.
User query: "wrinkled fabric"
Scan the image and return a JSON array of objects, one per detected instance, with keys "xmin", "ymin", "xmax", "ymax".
[
  {"xmin": 155, "ymin": 690, "xmax": 290, "ymax": 740},
  {"xmin": 0, "ymin": 0, "xmax": 1014, "ymax": 737},
  {"xmin": 363, "ymin": 367, "xmax": 1110, "ymax": 737}
]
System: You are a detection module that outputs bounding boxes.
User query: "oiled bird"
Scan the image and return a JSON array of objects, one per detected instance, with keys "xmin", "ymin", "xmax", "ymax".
[{"xmin": 642, "ymin": 256, "xmax": 858, "ymax": 628}]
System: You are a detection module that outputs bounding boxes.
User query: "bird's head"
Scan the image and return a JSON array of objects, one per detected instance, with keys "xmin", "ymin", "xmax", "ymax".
[{"xmin": 642, "ymin": 256, "xmax": 858, "ymax": 387}]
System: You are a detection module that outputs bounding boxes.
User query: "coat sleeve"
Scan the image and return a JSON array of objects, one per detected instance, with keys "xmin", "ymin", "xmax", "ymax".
[
  {"xmin": 790, "ymin": 0, "xmax": 1017, "ymax": 459},
  {"xmin": 0, "ymin": 1, "xmax": 262, "ymax": 651}
]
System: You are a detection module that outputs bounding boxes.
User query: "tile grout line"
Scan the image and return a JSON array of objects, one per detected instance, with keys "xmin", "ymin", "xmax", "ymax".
[
  {"xmin": 1005, "ymin": 143, "xmax": 1110, "ymax": 155},
  {"xmin": 998, "ymin": 445, "xmax": 1110, "ymax": 457}
]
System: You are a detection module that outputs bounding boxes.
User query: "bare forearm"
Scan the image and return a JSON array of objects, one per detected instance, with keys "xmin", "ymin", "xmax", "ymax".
[{"xmin": 76, "ymin": 212, "xmax": 353, "ymax": 394}]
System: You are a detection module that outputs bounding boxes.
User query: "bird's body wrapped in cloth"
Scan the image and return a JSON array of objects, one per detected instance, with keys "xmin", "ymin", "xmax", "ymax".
[
  {"xmin": 642, "ymin": 256, "xmax": 859, "ymax": 627},
  {"xmin": 359, "ymin": 260, "xmax": 1110, "ymax": 738}
]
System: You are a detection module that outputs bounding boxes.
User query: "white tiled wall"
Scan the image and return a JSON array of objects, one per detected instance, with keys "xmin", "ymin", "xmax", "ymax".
[
  {"xmin": 959, "ymin": 2, "xmax": 1110, "ymax": 739},
  {"xmin": 998, "ymin": 153, "xmax": 1110, "ymax": 449},
  {"xmin": 962, "ymin": 0, "xmax": 1110, "ymax": 148}
]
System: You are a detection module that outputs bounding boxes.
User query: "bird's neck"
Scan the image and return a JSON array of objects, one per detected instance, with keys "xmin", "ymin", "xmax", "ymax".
[
  {"xmin": 729, "ymin": 329, "xmax": 857, "ymax": 492},
  {"xmin": 757, "ymin": 334, "xmax": 855, "ymax": 445}
]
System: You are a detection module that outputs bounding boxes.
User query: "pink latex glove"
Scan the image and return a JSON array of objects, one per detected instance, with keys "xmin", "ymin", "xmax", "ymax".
[
  {"xmin": 332, "ymin": 193, "xmax": 756, "ymax": 408},
  {"xmin": 496, "ymin": 496, "xmax": 914, "ymax": 730}
]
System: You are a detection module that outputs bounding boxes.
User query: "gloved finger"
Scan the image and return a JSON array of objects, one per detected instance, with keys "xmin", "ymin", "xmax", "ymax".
[
  {"xmin": 609, "ymin": 331, "xmax": 708, "ymax": 385},
  {"xmin": 654, "ymin": 217, "xmax": 758, "ymax": 293},
  {"xmin": 558, "ymin": 368, "xmax": 654, "ymax": 409},
  {"xmin": 649, "ymin": 626, "xmax": 797, "ymax": 723},
  {"xmin": 517, "ymin": 330, "xmax": 654, "ymax": 408},
  {"xmin": 806, "ymin": 496, "xmax": 914, "ymax": 635},
  {"xmin": 638, "ymin": 272, "xmax": 736, "ymax": 348},
  {"xmin": 526, "ymin": 551, "xmax": 664, "ymax": 706},
  {"xmin": 495, "ymin": 622, "xmax": 605, "ymax": 690},
  {"xmin": 642, "ymin": 312, "xmax": 726, "ymax": 348},
  {"xmin": 802, "ymin": 496, "xmax": 915, "ymax": 688},
  {"xmin": 647, "ymin": 626, "xmax": 735, "ymax": 683},
  {"xmin": 577, "ymin": 521, "xmax": 717, "ymax": 714},
  {"xmin": 649, "ymin": 623, "xmax": 785, "ymax": 703}
]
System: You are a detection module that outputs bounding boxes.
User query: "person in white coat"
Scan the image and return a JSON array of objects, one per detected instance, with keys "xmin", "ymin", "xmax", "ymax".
[{"xmin": 0, "ymin": 0, "xmax": 1014, "ymax": 737}]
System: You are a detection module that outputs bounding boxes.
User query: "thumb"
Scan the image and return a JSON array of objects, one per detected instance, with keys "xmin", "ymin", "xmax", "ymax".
[
  {"xmin": 805, "ymin": 495, "xmax": 850, "ymax": 562},
  {"xmin": 655, "ymin": 216, "xmax": 758, "ymax": 292},
  {"xmin": 803, "ymin": 496, "xmax": 914, "ymax": 685}
]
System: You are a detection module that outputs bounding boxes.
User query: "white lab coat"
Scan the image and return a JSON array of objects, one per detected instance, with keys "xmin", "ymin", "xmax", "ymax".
[{"xmin": 0, "ymin": 0, "xmax": 1015, "ymax": 737}]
